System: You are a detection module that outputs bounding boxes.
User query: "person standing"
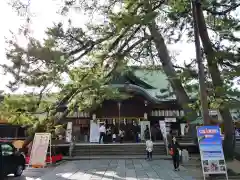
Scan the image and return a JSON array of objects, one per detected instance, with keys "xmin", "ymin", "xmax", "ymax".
[
  {"xmin": 99, "ymin": 123, "xmax": 106, "ymax": 144},
  {"xmin": 119, "ymin": 129, "xmax": 124, "ymax": 143},
  {"xmin": 132, "ymin": 122, "xmax": 139, "ymax": 143},
  {"xmin": 146, "ymin": 138, "xmax": 153, "ymax": 160},
  {"xmin": 151, "ymin": 124, "xmax": 158, "ymax": 142},
  {"xmin": 106, "ymin": 126, "xmax": 112, "ymax": 143},
  {"xmin": 168, "ymin": 136, "xmax": 181, "ymax": 171},
  {"xmin": 144, "ymin": 125, "xmax": 150, "ymax": 140}
]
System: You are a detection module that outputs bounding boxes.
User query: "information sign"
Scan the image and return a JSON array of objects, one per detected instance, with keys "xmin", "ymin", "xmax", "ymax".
[{"xmin": 197, "ymin": 126, "xmax": 228, "ymax": 180}]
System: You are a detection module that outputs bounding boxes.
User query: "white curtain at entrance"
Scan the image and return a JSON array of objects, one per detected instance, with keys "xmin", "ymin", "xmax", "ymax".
[
  {"xmin": 65, "ymin": 122, "xmax": 72, "ymax": 142},
  {"xmin": 159, "ymin": 121, "xmax": 167, "ymax": 139},
  {"xmin": 90, "ymin": 120, "xmax": 100, "ymax": 143},
  {"xmin": 140, "ymin": 121, "xmax": 150, "ymax": 140},
  {"xmin": 159, "ymin": 120, "xmax": 169, "ymax": 155},
  {"xmin": 180, "ymin": 123, "xmax": 186, "ymax": 136}
]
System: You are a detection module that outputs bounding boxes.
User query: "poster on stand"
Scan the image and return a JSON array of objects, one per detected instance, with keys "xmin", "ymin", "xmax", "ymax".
[
  {"xmin": 140, "ymin": 121, "xmax": 150, "ymax": 140},
  {"xmin": 90, "ymin": 120, "xmax": 100, "ymax": 143},
  {"xmin": 29, "ymin": 133, "xmax": 51, "ymax": 167},
  {"xmin": 197, "ymin": 126, "xmax": 228, "ymax": 180}
]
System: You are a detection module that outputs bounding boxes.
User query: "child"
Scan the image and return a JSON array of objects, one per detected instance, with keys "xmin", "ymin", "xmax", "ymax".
[{"xmin": 146, "ymin": 138, "xmax": 153, "ymax": 160}]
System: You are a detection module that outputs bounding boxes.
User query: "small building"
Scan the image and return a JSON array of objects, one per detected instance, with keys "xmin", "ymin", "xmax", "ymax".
[{"xmin": 0, "ymin": 120, "xmax": 27, "ymax": 140}]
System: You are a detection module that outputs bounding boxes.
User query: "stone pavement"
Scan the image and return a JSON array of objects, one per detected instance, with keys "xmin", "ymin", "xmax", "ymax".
[
  {"xmin": 36, "ymin": 159, "xmax": 195, "ymax": 180},
  {"xmin": 6, "ymin": 167, "xmax": 55, "ymax": 180}
]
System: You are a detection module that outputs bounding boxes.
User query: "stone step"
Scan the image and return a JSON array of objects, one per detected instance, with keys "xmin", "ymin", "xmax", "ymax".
[
  {"xmin": 72, "ymin": 152, "xmax": 166, "ymax": 156},
  {"xmin": 72, "ymin": 146, "xmax": 166, "ymax": 150},
  {"xmin": 72, "ymin": 144, "xmax": 166, "ymax": 156},
  {"xmin": 63, "ymin": 155, "xmax": 172, "ymax": 160}
]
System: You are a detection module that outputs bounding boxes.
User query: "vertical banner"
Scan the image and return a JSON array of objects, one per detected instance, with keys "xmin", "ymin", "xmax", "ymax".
[
  {"xmin": 159, "ymin": 121, "xmax": 168, "ymax": 155},
  {"xmin": 140, "ymin": 121, "xmax": 150, "ymax": 140},
  {"xmin": 65, "ymin": 122, "xmax": 73, "ymax": 142},
  {"xmin": 180, "ymin": 123, "xmax": 186, "ymax": 136},
  {"xmin": 159, "ymin": 121, "xmax": 167, "ymax": 139},
  {"xmin": 90, "ymin": 120, "xmax": 100, "ymax": 143},
  {"xmin": 29, "ymin": 133, "xmax": 51, "ymax": 167},
  {"xmin": 197, "ymin": 126, "xmax": 228, "ymax": 180}
]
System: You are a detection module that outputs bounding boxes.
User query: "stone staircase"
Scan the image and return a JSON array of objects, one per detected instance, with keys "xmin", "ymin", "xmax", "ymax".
[{"xmin": 72, "ymin": 143, "xmax": 167, "ymax": 157}]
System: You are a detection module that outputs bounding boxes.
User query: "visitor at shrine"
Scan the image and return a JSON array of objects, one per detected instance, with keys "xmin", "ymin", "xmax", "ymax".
[
  {"xmin": 99, "ymin": 123, "xmax": 106, "ymax": 144},
  {"xmin": 144, "ymin": 125, "xmax": 150, "ymax": 140},
  {"xmin": 145, "ymin": 138, "xmax": 153, "ymax": 161},
  {"xmin": 168, "ymin": 136, "xmax": 181, "ymax": 171},
  {"xmin": 132, "ymin": 122, "xmax": 140, "ymax": 143},
  {"xmin": 106, "ymin": 126, "xmax": 112, "ymax": 143},
  {"xmin": 151, "ymin": 124, "xmax": 159, "ymax": 142},
  {"xmin": 184, "ymin": 124, "xmax": 189, "ymax": 135},
  {"xmin": 119, "ymin": 129, "xmax": 124, "ymax": 143}
]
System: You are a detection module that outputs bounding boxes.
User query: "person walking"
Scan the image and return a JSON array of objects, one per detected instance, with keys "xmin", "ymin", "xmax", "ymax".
[
  {"xmin": 146, "ymin": 138, "xmax": 153, "ymax": 160},
  {"xmin": 99, "ymin": 123, "xmax": 106, "ymax": 144},
  {"xmin": 168, "ymin": 136, "xmax": 181, "ymax": 171}
]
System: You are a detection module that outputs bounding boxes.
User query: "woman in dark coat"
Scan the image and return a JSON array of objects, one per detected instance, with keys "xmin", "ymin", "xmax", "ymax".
[{"xmin": 168, "ymin": 136, "xmax": 181, "ymax": 171}]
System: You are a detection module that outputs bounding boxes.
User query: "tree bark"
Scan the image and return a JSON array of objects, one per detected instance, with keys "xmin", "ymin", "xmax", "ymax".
[
  {"xmin": 195, "ymin": 2, "xmax": 234, "ymax": 159},
  {"xmin": 148, "ymin": 22, "xmax": 198, "ymax": 122}
]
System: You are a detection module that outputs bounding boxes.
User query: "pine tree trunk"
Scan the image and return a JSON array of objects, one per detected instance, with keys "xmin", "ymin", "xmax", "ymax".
[
  {"xmin": 195, "ymin": 3, "xmax": 234, "ymax": 159},
  {"xmin": 148, "ymin": 22, "xmax": 198, "ymax": 122}
]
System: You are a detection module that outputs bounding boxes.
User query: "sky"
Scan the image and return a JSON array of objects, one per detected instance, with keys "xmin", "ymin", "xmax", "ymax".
[{"xmin": 0, "ymin": 0, "xmax": 239, "ymax": 94}]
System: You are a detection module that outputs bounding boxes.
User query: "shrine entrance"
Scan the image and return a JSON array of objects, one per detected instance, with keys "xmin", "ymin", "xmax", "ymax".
[{"xmin": 98, "ymin": 117, "xmax": 142, "ymax": 143}]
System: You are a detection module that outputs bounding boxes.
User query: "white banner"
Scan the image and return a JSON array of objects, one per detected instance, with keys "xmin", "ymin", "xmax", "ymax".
[
  {"xmin": 65, "ymin": 122, "xmax": 73, "ymax": 142},
  {"xmin": 29, "ymin": 133, "xmax": 51, "ymax": 167},
  {"xmin": 90, "ymin": 120, "xmax": 100, "ymax": 143},
  {"xmin": 159, "ymin": 121, "xmax": 167, "ymax": 139},
  {"xmin": 140, "ymin": 121, "xmax": 150, "ymax": 140},
  {"xmin": 180, "ymin": 123, "xmax": 186, "ymax": 136},
  {"xmin": 159, "ymin": 121, "xmax": 169, "ymax": 155}
]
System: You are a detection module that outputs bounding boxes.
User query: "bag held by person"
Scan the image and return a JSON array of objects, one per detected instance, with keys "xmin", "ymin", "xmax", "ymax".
[{"xmin": 169, "ymin": 148, "xmax": 174, "ymax": 156}]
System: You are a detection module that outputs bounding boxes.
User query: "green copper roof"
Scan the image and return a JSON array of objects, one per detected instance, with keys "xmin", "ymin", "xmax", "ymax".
[
  {"xmin": 134, "ymin": 69, "xmax": 169, "ymax": 89},
  {"xmin": 133, "ymin": 68, "xmax": 176, "ymax": 100}
]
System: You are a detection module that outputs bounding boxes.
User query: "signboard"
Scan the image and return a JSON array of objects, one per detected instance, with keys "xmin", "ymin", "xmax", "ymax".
[
  {"xmin": 197, "ymin": 126, "xmax": 228, "ymax": 180},
  {"xmin": 29, "ymin": 133, "xmax": 51, "ymax": 167},
  {"xmin": 65, "ymin": 122, "xmax": 73, "ymax": 142},
  {"xmin": 164, "ymin": 117, "xmax": 176, "ymax": 122}
]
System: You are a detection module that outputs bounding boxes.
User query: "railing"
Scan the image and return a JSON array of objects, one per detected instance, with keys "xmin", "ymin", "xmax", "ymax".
[{"xmin": 0, "ymin": 137, "xmax": 26, "ymax": 142}]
